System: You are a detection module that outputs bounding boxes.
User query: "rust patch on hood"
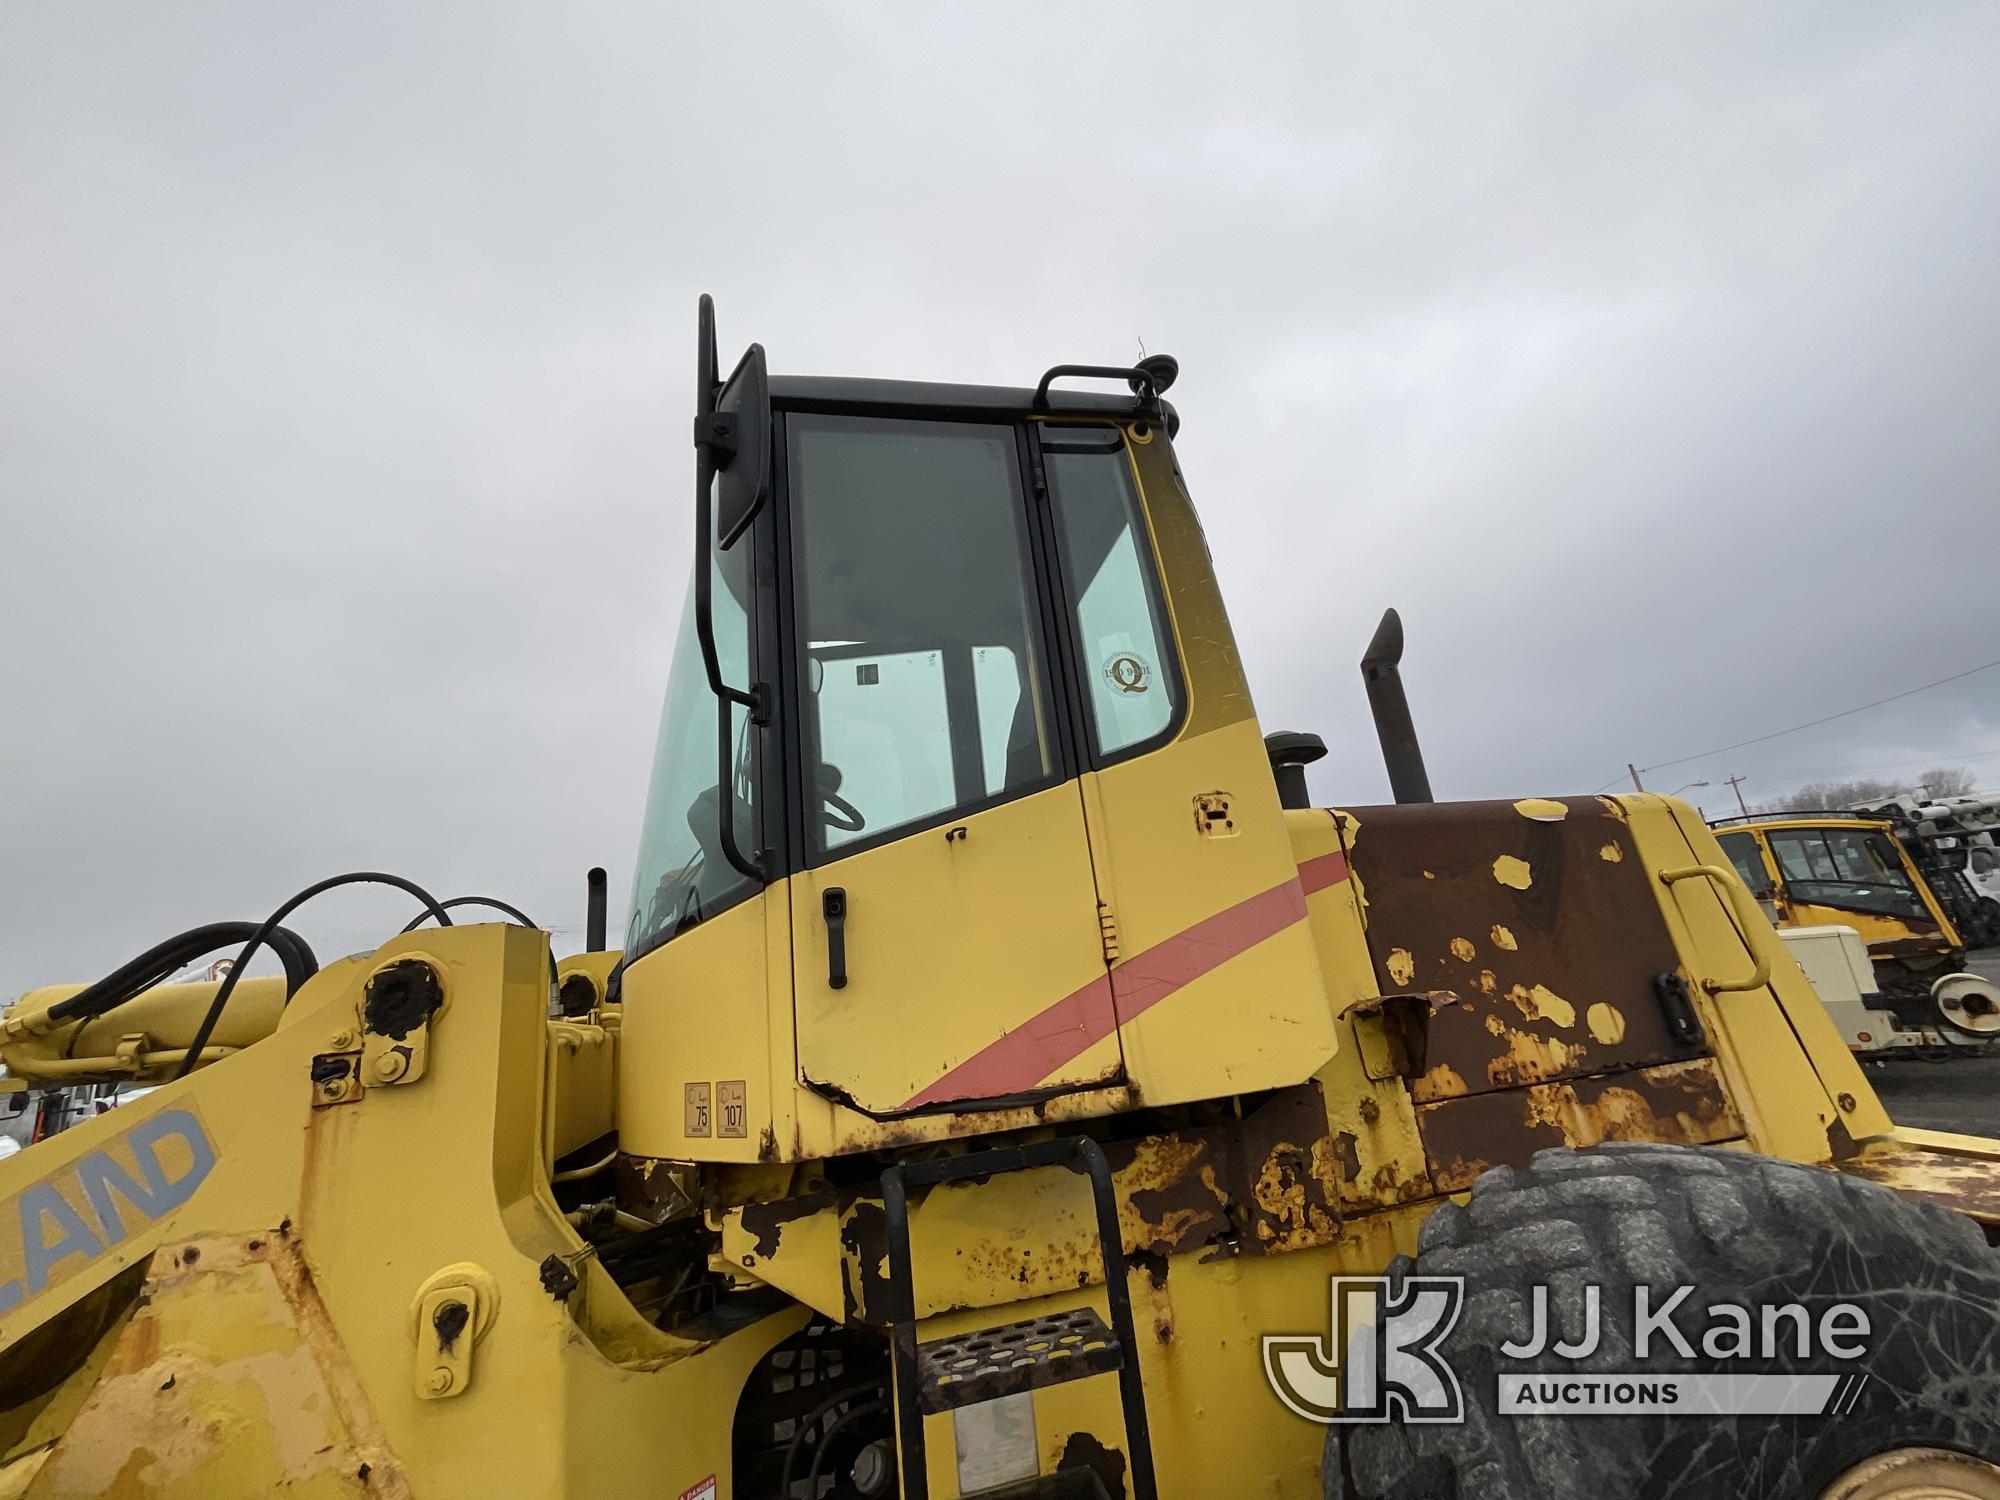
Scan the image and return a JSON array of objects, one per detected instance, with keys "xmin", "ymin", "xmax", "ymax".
[
  {"xmin": 1341, "ymin": 798, "xmax": 1711, "ymax": 1104},
  {"xmin": 1109, "ymin": 1080, "xmax": 1344, "ymax": 1258},
  {"xmin": 1417, "ymin": 1057, "xmax": 1743, "ymax": 1191}
]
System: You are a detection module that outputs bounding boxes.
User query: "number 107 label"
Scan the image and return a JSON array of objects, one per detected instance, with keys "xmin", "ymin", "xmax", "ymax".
[{"xmin": 717, "ymin": 1081, "xmax": 747, "ymax": 1139}]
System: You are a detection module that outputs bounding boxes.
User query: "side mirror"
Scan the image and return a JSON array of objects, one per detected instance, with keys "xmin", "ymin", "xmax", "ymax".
[
  {"xmin": 689, "ymin": 295, "xmax": 770, "ymax": 884},
  {"xmin": 693, "ymin": 294, "xmax": 771, "ymax": 552},
  {"xmin": 713, "ymin": 344, "xmax": 770, "ymax": 550}
]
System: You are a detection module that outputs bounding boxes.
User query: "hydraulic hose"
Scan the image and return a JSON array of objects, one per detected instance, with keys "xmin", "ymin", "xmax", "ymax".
[
  {"xmin": 45, "ymin": 922, "xmax": 320, "ymax": 1026},
  {"xmin": 399, "ymin": 896, "xmax": 540, "ymax": 933},
  {"xmin": 171, "ymin": 873, "xmax": 451, "ymax": 1081}
]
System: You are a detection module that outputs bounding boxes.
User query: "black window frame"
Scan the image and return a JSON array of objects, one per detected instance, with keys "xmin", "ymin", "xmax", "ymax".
[
  {"xmin": 1714, "ymin": 831, "xmax": 1774, "ymax": 898},
  {"xmin": 1765, "ymin": 827, "xmax": 1927, "ymax": 921},
  {"xmin": 772, "ymin": 408, "xmax": 1096, "ymax": 871},
  {"xmin": 627, "ymin": 392, "xmax": 1188, "ymax": 958},
  {"xmin": 1029, "ymin": 420, "xmax": 1189, "ymax": 771}
]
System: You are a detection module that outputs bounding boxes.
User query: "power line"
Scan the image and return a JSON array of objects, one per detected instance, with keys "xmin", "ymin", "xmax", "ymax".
[
  {"xmin": 1752, "ymin": 744, "xmax": 2000, "ymax": 781},
  {"xmin": 1594, "ymin": 657, "xmax": 2000, "ymax": 791}
]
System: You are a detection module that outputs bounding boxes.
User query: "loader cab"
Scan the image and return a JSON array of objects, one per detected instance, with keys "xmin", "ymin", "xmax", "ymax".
[
  {"xmin": 1711, "ymin": 817, "xmax": 1954, "ymax": 941},
  {"xmin": 617, "ymin": 307, "xmax": 1337, "ymax": 1163}
]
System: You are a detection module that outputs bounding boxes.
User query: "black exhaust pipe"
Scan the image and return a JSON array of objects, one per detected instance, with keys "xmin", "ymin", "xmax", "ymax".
[
  {"xmin": 585, "ymin": 867, "xmax": 608, "ymax": 952},
  {"xmin": 1361, "ymin": 608, "xmax": 1434, "ymax": 804}
]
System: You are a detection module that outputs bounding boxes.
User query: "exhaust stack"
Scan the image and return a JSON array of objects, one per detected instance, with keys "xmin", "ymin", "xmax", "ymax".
[
  {"xmin": 1361, "ymin": 608, "xmax": 1434, "ymax": 804},
  {"xmin": 585, "ymin": 866, "xmax": 609, "ymax": 952}
]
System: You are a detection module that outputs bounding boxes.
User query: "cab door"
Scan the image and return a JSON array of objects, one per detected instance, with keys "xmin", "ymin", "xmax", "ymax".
[{"xmin": 784, "ymin": 414, "xmax": 1119, "ymax": 1116}]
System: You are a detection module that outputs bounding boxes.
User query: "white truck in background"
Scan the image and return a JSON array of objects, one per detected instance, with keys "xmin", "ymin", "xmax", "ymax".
[
  {"xmin": 1777, "ymin": 925, "xmax": 1930, "ymax": 1056},
  {"xmin": 1778, "ymin": 922, "xmax": 1997, "ymax": 1057},
  {"xmin": 1856, "ymin": 792, "xmax": 2000, "ymax": 945}
]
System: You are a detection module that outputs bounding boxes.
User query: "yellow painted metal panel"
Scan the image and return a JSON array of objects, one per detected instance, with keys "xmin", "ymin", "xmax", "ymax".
[
  {"xmin": 1621, "ymin": 795, "xmax": 1890, "ymax": 1161},
  {"xmin": 616, "ymin": 892, "xmax": 779, "ymax": 1162},
  {"xmin": 1657, "ymin": 801, "xmax": 1894, "ymax": 1143},
  {"xmin": 791, "ymin": 781, "xmax": 1113, "ymax": 1115},
  {"xmin": 0, "ymin": 925, "xmax": 809, "ymax": 1496},
  {"xmin": 1119, "ymin": 432, "xmax": 1253, "ymax": 740},
  {"xmin": 1085, "ymin": 720, "xmax": 1337, "ymax": 1106}
]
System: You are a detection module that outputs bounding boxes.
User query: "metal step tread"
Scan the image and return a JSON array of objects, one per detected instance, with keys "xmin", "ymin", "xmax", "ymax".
[{"xmin": 916, "ymin": 1306, "xmax": 1124, "ymax": 1414}]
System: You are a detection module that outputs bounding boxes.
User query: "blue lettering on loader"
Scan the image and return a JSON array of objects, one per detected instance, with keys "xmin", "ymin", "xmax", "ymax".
[
  {"xmin": 0, "ymin": 1105, "xmax": 217, "ymax": 1312},
  {"xmin": 21, "ymin": 1185, "xmax": 105, "ymax": 1296},
  {"xmin": 80, "ymin": 1108, "xmax": 216, "ymax": 1241}
]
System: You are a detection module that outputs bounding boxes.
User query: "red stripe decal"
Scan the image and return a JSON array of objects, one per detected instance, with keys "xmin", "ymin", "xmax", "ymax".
[
  {"xmin": 1298, "ymin": 848, "xmax": 1349, "ymax": 894},
  {"xmin": 898, "ymin": 975, "xmax": 1117, "ymax": 1110},
  {"xmin": 897, "ymin": 863, "xmax": 1326, "ymax": 1111},
  {"xmin": 1104, "ymin": 879, "xmax": 1307, "ymax": 1025}
]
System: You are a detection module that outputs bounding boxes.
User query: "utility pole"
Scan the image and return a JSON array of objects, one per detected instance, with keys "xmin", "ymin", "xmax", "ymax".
[
  {"xmin": 1628, "ymin": 763, "xmax": 1646, "ymax": 792},
  {"xmin": 1725, "ymin": 774, "xmax": 1751, "ymax": 818}
]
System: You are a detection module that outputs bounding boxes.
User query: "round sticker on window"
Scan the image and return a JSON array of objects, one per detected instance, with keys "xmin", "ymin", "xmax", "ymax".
[{"xmin": 1103, "ymin": 653, "xmax": 1152, "ymax": 695}]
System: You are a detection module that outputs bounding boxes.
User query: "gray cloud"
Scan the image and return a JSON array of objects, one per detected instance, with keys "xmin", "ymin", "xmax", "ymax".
[{"xmin": 5, "ymin": 2, "xmax": 1999, "ymax": 987}]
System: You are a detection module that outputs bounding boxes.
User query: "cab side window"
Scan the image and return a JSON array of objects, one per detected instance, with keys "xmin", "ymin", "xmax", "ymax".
[
  {"xmin": 789, "ymin": 415, "xmax": 1055, "ymax": 857},
  {"xmin": 1040, "ymin": 426, "xmax": 1181, "ymax": 760},
  {"xmin": 1716, "ymin": 832, "xmax": 1773, "ymax": 898},
  {"xmin": 1766, "ymin": 828, "xmax": 1924, "ymax": 919}
]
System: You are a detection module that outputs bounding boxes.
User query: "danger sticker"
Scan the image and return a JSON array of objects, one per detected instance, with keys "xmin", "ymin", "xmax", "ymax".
[{"xmin": 678, "ymin": 1478, "xmax": 716, "ymax": 1500}]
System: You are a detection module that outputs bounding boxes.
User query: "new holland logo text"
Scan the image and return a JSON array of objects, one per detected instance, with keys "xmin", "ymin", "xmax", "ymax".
[{"xmin": 0, "ymin": 1104, "xmax": 216, "ymax": 1312}]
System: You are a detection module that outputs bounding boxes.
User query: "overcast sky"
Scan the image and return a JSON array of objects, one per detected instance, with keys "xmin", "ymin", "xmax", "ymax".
[{"xmin": 5, "ymin": 3, "xmax": 1999, "ymax": 989}]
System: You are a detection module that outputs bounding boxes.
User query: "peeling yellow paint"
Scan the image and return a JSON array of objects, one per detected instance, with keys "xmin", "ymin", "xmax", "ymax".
[
  {"xmin": 1484, "ymin": 1023, "xmax": 1587, "ymax": 1086},
  {"xmin": 1417, "ymin": 1062, "xmax": 1469, "ymax": 1098},
  {"xmin": 1489, "ymin": 924, "xmax": 1518, "ymax": 952},
  {"xmin": 1421, "ymin": 870, "xmax": 1436, "ymax": 881},
  {"xmin": 1513, "ymin": 798, "xmax": 1568, "ymax": 822},
  {"xmin": 1475, "ymin": 969, "xmax": 1498, "ymax": 995},
  {"xmin": 1599, "ymin": 842, "xmax": 1625, "ymax": 863},
  {"xmin": 1505, "ymin": 983, "xmax": 1576, "ymax": 1029},
  {"xmin": 1492, "ymin": 855, "xmax": 1533, "ymax": 889},
  {"xmin": 1587, "ymin": 1002, "xmax": 1628, "ymax": 1045},
  {"xmin": 1448, "ymin": 937, "xmax": 1476, "ymax": 963},
  {"xmin": 1386, "ymin": 949, "xmax": 1415, "ymax": 986}
]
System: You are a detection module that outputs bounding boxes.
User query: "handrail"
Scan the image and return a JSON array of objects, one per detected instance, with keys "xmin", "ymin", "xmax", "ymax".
[
  {"xmin": 1658, "ymin": 863, "xmax": 1773, "ymax": 993},
  {"xmin": 1032, "ymin": 363, "xmax": 1159, "ymax": 407}
]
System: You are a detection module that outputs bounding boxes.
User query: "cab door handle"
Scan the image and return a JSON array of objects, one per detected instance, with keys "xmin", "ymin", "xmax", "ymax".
[{"xmin": 823, "ymin": 888, "xmax": 848, "ymax": 990}]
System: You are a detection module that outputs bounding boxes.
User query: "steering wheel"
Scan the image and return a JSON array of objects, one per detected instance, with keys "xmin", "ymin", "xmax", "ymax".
[
  {"xmin": 818, "ymin": 763, "xmax": 867, "ymax": 835},
  {"xmin": 822, "ymin": 788, "xmax": 866, "ymax": 834}
]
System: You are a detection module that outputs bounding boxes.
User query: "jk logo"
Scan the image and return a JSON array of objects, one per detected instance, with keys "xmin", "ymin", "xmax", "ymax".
[{"xmin": 1263, "ymin": 1275, "xmax": 1466, "ymax": 1424}]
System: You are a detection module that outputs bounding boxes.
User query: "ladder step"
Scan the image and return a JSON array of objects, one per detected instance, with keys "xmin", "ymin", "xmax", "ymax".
[{"xmin": 916, "ymin": 1306, "xmax": 1124, "ymax": 1414}]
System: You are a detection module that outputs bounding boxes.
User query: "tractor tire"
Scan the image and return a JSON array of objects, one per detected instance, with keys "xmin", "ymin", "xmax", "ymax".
[{"xmin": 1323, "ymin": 1143, "xmax": 2000, "ymax": 1500}]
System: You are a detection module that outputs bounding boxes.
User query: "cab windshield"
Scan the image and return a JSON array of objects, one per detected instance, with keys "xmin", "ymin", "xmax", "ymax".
[
  {"xmin": 626, "ymin": 542, "xmax": 757, "ymax": 960},
  {"xmin": 1765, "ymin": 827, "xmax": 1927, "ymax": 920}
]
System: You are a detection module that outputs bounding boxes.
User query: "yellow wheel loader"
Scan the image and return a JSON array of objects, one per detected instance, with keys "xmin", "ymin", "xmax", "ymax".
[
  {"xmin": 5, "ymin": 298, "xmax": 2000, "ymax": 1500},
  {"xmin": 1712, "ymin": 815, "xmax": 2000, "ymax": 1051}
]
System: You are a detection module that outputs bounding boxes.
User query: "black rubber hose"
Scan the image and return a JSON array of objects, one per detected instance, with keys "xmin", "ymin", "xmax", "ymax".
[
  {"xmin": 399, "ymin": 897, "xmax": 561, "ymax": 990},
  {"xmin": 171, "ymin": 873, "xmax": 451, "ymax": 1082},
  {"xmin": 399, "ymin": 896, "xmax": 541, "ymax": 933},
  {"xmin": 46, "ymin": 922, "xmax": 320, "ymax": 1025}
]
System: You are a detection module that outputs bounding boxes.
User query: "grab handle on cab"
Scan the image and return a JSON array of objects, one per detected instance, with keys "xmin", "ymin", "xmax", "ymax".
[{"xmin": 1658, "ymin": 863, "xmax": 1773, "ymax": 995}]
